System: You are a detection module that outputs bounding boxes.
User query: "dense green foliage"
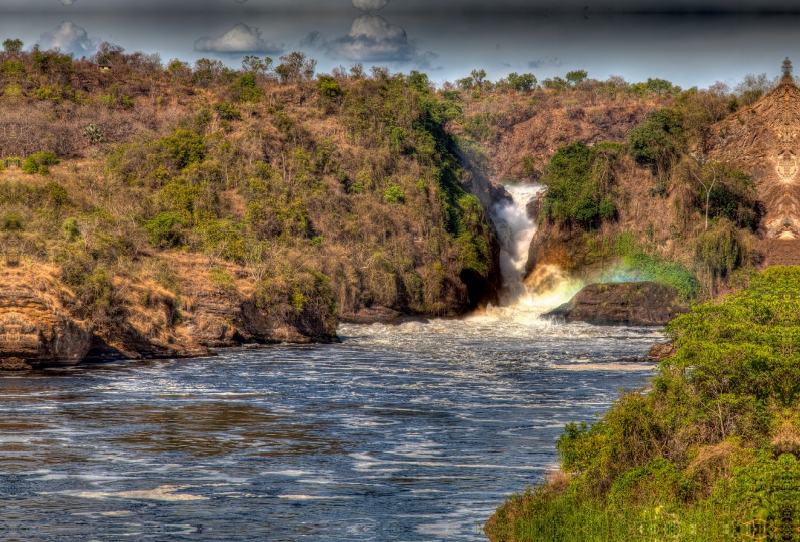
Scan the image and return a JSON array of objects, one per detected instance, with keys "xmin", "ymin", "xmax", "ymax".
[
  {"xmin": 628, "ymin": 108, "xmax": 685, "ymax": 175},
  {"xmin": 541, "ymin": 142, "xmax": 624, "ymax": 224},
  {"xmin": 488, "ymin": 267, "xmax": 800, "ymax": 541}
]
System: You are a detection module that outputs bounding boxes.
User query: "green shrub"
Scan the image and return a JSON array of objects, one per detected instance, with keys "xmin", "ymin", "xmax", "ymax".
[
  {"xmin": 317, "ymin": 75, "xmax": 342, "ymax": 100},
  {"xmin": 623, "ymin": 251, "xmax": 701, "ymax": 298},
  {"xmin": 21, "ymin": 152, "xmax": 60, "ymax": 175},
  {"xmin": 62, "ymin": 217, "xmax": 80, "ymax": 242},
  {"xmin": 695, "ymin": 217, "xmax": 750, "ymax": 284},
  {"xmin": 159, "ymin": 129, "xmax": 205, "ymax": 170},
  {"xmin": 628, "ymin": 108, "xmax": 685, "ymax": 175},
  {"xmin": 384, "ymin": 185, "xmax": 405, "ymax": 204},
  {"xmin": 213, "ymin": 101, "xmax": 241, "ymax": 121},
  {"xmin": 541, "ymin": 141, "xmax": 624, "ymax": 224},
  {"xmin": 45, "ymin": 182, "xmax": 69, "ymax": 207},
  {"xmin": 490, "ymin": 267, "xmax": 800, "ymax": 541},
  {"xmin": 144, "ymin": 212, "xmax": 184, "ymax": 247},
  {"xmin": 208, "ymin": 267, "xmax": 235, "ymax": 290}
]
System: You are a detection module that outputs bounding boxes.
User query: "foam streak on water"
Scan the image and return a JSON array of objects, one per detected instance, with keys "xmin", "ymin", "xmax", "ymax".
[{"xmin": 0, "ymin": 314, "xmax": 660, "ymax": 540}]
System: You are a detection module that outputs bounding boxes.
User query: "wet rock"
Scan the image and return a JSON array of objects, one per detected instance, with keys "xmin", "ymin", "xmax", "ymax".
[
  {"xmin": 339, "ymin": 306, "xmax": 429, "ymax": 325},
  {"xmin": 645, "ymin": 341, "xmax": 676, "ymax": 361},
  {"xmin": 543, "ymin": 282, "xmax": 689, "ymax": 326},
  {"xmin": 0, "ymin": 357, "xmax": 32, "ymax": 371}
]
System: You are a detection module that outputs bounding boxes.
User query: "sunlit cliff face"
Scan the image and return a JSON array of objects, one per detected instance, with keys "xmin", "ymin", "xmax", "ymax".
[{"xmin": 710, "ymin": 79, "xmax": 800, "ymax": 240}]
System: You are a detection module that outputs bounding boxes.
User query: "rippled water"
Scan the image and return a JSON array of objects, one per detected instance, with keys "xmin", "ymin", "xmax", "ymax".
[{"xmin": 0, "ymin": 313, "xmax": 661, "ymax": 541}]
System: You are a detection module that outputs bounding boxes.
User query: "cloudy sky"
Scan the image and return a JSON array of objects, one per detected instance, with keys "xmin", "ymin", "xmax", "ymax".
[{"xmin": 3, "ymin": 0, "xmax": 800, "ymax": 87}]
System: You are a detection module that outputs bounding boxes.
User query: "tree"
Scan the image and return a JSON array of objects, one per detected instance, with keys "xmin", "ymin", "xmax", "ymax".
[
  {"xmin": 735, "ymin": 73, "xmax": 774, "ymax": 105},
  {"xmin": 685, "ymin": 160, "xmax": 756, "ymax": 230},
  {"xmin": 507, "ymin": 72, "xmax": 537, "ymax": 92},
  {"xmin": 542, "ymin": 77, "xmax": 568, "ymax": 90},
  {"xmin": 470, "ymin": 69, "xmax": 487, "ymax": 88},
  {"xmin": 783, "ymin": 56, "xmax": 793, "ymax": 78},
  {"xmin": 565, "ymin": 69, "xmax": 588, "ymax": 86},
  {"xmin": 242, "ymin": 55, "xmax": 274, "ymax": 82},
  {"xmin": 275, "ymin": 51, "xmax": 317, "ymax": 83},
  {"xmin": 2, "ymin": 39, "xmax": 23, "ymax": 54}
]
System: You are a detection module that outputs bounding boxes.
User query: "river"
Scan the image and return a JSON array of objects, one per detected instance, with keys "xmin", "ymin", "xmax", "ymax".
[{"xmin": 0, "ymin": 185, "xmax": 662, "ymax": 541}]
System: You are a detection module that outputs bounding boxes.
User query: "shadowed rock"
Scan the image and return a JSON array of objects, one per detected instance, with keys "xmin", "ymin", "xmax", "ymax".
[{"xmin": 543, "ymin": 281, "xmax": 689, "ymax": 326}]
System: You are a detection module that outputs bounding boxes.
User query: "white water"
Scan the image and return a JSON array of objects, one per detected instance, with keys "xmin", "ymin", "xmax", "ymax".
[{"xmin": 487, "ymin": 183, "xmax": 583, "ymax": 320}]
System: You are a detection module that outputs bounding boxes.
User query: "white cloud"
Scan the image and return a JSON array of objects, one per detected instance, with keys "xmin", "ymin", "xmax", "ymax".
[
  {"xmin": 60, "ymin": 0, "xmax": 76, "ymax": 5},
  {"xmin": 352, "ymin": 0, "xmax": 391, "ymax": 11},
  {"xmin": 39, "ymin": 21, "xmax": 97, "ymax": 56},
  {"xmin": 194, "ymin": 24, "xmax": 283, "ymax": 54},
  {"xmin": 329, "ymin": 14, "xmax": 414, "ymax": 62}
]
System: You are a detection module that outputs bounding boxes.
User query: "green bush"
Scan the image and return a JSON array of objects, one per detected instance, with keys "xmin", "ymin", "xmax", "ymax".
[
  {"xmin": 159, "ymin": 129, "xmax": 205, "ymax": 170},
  {"xmin": 695, "ymin": 217, "xmax": 750, "ymax": 284},
  {"xmin": 144, "ymin": 212, "xmax": 184, "ymax": 247},
  {"xmin": 384, "ymin": 185, "xmax": 405, "ymax": 204},
  {"xmin": 317, "ymin": 75, "xmax": 342, "ymax": 100},
  {"xmin": 623, "ymin": 251, "xmax": 701, "ymax": 298},
  {"xmin": 213, "ymin": 101, "xmax": 241, "ymax": 121},
  {"xmin": 628, "ymin": 108, "xmax": 685, "ymax": 175},
  {"xmin": 62, "ymin": 217, "xmax": 80, "ymax": 242},
  {"xmin": 541, "ymin": 141, "xmax": 624, "ymax": 224},
  {"xmin": 208, "ymin": 267, "xmax": 235, "ymax": 290},
  {"xmin": 21, "ymin": 152, "xmax": 60, "ymax": 175}
]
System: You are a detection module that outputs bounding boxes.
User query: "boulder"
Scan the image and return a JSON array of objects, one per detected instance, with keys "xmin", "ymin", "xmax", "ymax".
[
  {"xmin": 543, "ymin": 281, "xmax": 689, "ymax": 326},
  {"xmin": 645, "ymin": 341, "xmax": 676, "ymax": 361}
]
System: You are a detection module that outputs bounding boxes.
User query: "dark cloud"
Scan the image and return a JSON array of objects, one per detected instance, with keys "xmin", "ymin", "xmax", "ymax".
[
  {"xmin": 38, "ymin": 21, "xmax": 97, "ymax": 55},
  {"xmin": 194, "ymin": 23, "xmax": 283, "ymax": 54},
  {"xmin": 528, "ymin": 57, "xmax": 564, "ymax": 69}
]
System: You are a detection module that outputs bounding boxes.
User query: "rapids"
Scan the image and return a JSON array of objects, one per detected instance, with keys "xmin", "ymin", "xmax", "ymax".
[{"xmin": 0, "ymin": 185, "xmax": 662, "ymax": 540}]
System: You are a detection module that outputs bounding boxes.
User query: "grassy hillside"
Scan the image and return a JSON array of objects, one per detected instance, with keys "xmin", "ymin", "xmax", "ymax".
[
  {"xmin": 486, "ymin": 266, "xmax": 800, "ymax": 541},
  {"xmin": 0, "ymin": 42, "xmax": 500, "ymax": 350}
]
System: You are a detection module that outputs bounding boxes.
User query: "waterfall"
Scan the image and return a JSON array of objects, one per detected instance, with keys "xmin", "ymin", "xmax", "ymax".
[
  {"xmin": 486, "ymin": 184, "xmax": 582, "ymax": 318},
  {"xmin": 492, "ymin": 184, "xmax": 542, "ymax": 306}
]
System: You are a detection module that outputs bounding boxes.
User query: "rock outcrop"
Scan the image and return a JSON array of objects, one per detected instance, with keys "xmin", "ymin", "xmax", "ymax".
[
  {"xmin": 543, "ymin": 281, "xmax": 690, "ymax": 326},
  {"xmin": 338, "ymin": 305, "xmax": 430, "ymax": 325},
  {"xmin": 708, "ymin": 77, "xmax": 800, "ymax": 265},
  {"xmin": 0, "ymin": 267, "xmax": 91, "ymax": 367},
  {"xmin": 645, "ymin": 341, "xmax": 676, "ymax": 361}
]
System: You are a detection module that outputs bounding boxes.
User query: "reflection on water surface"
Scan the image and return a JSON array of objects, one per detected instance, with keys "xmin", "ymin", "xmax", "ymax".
[{"xmin": 0, "ymin": 317, "xmax": 660, "ymax": 540}]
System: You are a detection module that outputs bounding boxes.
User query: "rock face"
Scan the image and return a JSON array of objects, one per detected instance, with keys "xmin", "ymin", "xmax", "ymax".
[
  {"xmin": 0, "ymin": 268, "xmax": 91, "ymax": 367},
  {"xmin": 543, "ymin": 282, "xmax": 689, "ymax": 326},
  {"xmin": 708, "ymin": 78, "xmax": 800, "ymax": 265}
]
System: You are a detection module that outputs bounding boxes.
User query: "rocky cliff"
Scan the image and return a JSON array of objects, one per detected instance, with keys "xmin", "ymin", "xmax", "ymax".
[
  {"xmin": 707, "ymin": 77, "xmax": 800, "ymax": 265},
  {"xmin": 0, "ymin": 266, "xmax": 91, "ymax": 368}
]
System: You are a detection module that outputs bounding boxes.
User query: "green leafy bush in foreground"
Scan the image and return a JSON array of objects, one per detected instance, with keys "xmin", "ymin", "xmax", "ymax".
[{"xmin": 486, "ymin": 266, "xmax": 800, "ymax": 542}]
